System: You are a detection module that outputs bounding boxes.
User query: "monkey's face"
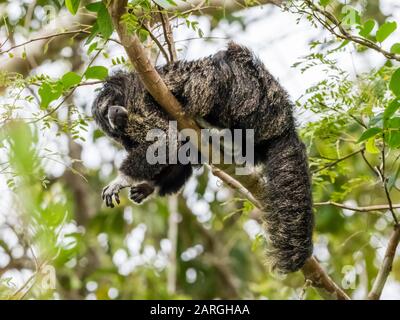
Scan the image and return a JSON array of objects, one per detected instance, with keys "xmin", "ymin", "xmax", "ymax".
[
  {"xmin": 93, "ymin": 94, "xmax": 126, "ymax": 132},
  {"xmin": 92, "ymin": 94, "xmax": 131, "ymax": 144},
  {"xmin": 108, "ymin": 105, "xmax": 128, "ymax": 132}
]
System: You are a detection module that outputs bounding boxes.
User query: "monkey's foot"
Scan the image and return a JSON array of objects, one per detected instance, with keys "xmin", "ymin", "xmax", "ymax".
[
  {"xmin": 129, "ymin": 183, "xmax": 155, "ymax": 204},
  {"xmin": 102, "ymin": 183, "xmax": 122, "ymax": 208}
]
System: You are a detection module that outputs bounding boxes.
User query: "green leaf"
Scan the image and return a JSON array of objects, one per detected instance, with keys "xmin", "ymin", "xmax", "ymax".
[
  {"xmin": 359, "ymin": 19, "xmax": 375, "ymax": 37},
  {"xmin": 38, "ymin": 83, "xmax": 63, "ymax": 109},
  {"xmin": 97, "ymin": 4, "xmax": 113, "ymax": 39},
  {"xmin": 391, "ymin": 43, "xmax": 400, "ymax": 54},
  {"xmin": 388, "ymin": 163, "xmax": 400, "ymax": 190},
  {"xmin": 93, "ymin": 129, "xmax": 105, "ymax": 141},
  {"xmin": 85, "ymin": 22, "xmax": 99, "ymax": 45},
  {"xmin": 138, "ymin": 29, "xmax": 149, "ymax": 42},
  {"xmin": 65, "ymin": 0, "xmax": 80, "ymax": 15},
  {"xmin": 251, "ymin": 234, "xmax": 264, "ymax": 252},
  {"xmin": 390, "ymin": 68, "xmax": 400, "ymax": 97},
  {"xmin": 61, "ymin": 72, "xmax": 82, "ymax": 89},
  {"xmin": 319, "ymin": 0, "xmax": 331, "ymax": 6},
  {"xmin": 86, "ymin": 1, "xmax": 102, "ymax": 12},
  {"xmin": 315, "ymin": 138, "xmax": 337, "ymax": 159},
  {"xmin": 370, "ymin": 112, "xmax": 384, "ymax": 127},
  {"xmin": 341, "ymin": 6, "xmax": 360, "ymax": 26},
  {"xmin": 87, "ymin": 42, "xmax": 98, "ymax": 55},
  {"xmin": 387, "ymin": 117, "xmax": 400, "ymax": 128},
  {"xmin": 332, "ymin": 39, "xmax": 350, "ymax": 51},
  {"xmin": 376, "ymin": 21, "xmax": 397, "ymax": 42},
  {"xmin": 358, "ymin": 127, "xmax": 382, "ymax": 143},
  {"xmin": 242, "ymin": 200, "xmax": 254, "ymax": 215},
  {"xmin": 383, "ymin": 99, "xmax": 400, "ymax": 123},
  {"xmin": 388, "ymin": 131, "xmax": 400, "ymax": 148},
  {"xmin": 365, "ymin": 137, "xmax": 380, "ymax": 154},
  {"xmin": 84, "ymin": 66, "xmax": 108, "ymax": 80}
]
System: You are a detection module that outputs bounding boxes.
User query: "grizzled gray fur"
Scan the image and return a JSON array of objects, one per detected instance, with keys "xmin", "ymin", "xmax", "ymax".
[{"xmin": 92, "ymin": 42, "xmax": 314, "ymax": 273}]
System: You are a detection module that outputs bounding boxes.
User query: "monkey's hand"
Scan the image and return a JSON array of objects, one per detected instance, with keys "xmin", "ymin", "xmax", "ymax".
[
  {"xmin": 129, "ymin": 182, "xmax": 155, "ymax": 204},
  {"xmin": 102, "ymin": 173, "xmax": 134, "ymax": 208}
]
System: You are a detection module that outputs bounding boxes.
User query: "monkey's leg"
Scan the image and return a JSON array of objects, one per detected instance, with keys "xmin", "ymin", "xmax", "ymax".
[
  {"xmin": 156, "ymin": 164, "xmax": 193, "ymax": 196},
  {"xmin": 102, "ymin": 172, "xmax": 134, "ymax": 208},
  {"xmin": 129, "ymin": 182, "xmax": 155, "ymax": 204},
  {"xmin": 115, "ymin": 147, "xmax": 166, "ymax": 205},
  {"xmin": 129, "ymin": 164, "xmax": 193, "ymax": 204}
]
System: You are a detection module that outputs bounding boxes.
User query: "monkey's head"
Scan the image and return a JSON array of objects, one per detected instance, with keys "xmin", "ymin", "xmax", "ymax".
[
  {"xmin": 92, "ymin": 92, "xmax": 137, "ymax": 149},
  {"xmin": 92, "ymin": 72, "xmax": 144, "ymax": 149}
]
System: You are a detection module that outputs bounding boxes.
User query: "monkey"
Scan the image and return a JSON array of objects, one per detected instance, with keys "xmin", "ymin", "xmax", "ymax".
[
  {"xmin": 96, "ymin": 103, "xmax": 194, "ymax": 205},
  {"xmin": 92, "ymin": 42, "xmax": 314, "ymax": 273}
]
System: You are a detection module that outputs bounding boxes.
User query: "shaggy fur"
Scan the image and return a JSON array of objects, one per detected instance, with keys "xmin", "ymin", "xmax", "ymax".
[{"xmin": 92, "ymin": 42, "xmax": 314, "ymax": 273}]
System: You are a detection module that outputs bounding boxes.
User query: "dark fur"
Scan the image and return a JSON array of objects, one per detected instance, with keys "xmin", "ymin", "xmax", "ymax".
[{"xmin": 92, "ymin": 42, "xmax": 314, "ymax": 273}]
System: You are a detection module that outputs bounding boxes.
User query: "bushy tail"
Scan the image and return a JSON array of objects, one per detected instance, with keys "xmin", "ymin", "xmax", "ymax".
[{"xmin": 261, "ymin": 130, "xmax": 314, "ymax": 273}]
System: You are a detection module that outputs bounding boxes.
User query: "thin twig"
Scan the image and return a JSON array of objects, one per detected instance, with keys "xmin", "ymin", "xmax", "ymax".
[
  {"xmin": 361, "ymin": 150, "xmax": 380, "ymax": 177},
  {"xmin": 0, "ymin": 30, "xmax": 121, "ymax": 55},
  {"xmin": 380, "ymin": 133, "xmax": 399, "ymax": 225},
  {"xmin": 158, "ymin": 5, "xmax": 177, "ymax": 63},
  {"xmin": 315, "ymin": 201, "xmax": 400, "ymax": 212},
  {"xmin": 312, "ymin": 148, "xmax": 364, "ymax": 173},
  {"xmin": 368, "ymin": 225, "xmax": 400, "ymax": 300},
  {"xmin": 140, "ymin": 23, "xmax": 170, "ymax": 63},
  {"xmin": 29, "ymin": 89, "xmax": 75, "ymax": 124},
  {"xmin": 30, "ymin": 49, "xmax": 104, "ymax": 124},
  {"xmin": 303, "ymin": 0, "xmax": 400, "ymax": 62},
  {"xmin": 207, "ymin": 164, "xmax": 261, "ymax": 208}
]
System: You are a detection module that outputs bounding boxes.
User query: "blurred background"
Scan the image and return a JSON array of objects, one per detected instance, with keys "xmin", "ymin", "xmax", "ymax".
[{"xmin": 0, "ymin": 0, "xmax": 400, "ymax": 299}]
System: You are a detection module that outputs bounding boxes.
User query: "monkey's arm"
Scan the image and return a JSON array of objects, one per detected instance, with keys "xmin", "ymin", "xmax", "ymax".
[
  {"xmin": 102, "ymin": 171, "xmax": 134, "ymax": 208},
  {"xmin": 102, "ymin": 146, "xmax": 163, "ymax": 207},
  {"xmin": 102, "ymin": 147, "xmax": 193, "ymax": 207}
]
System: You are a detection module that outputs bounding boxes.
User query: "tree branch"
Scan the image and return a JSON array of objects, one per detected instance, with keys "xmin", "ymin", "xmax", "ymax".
[
  {"xmin": 368, "ymin": 225, "xmax": 400, "ymax": 300},
  {"xmin": 158, "ymin": 6, "xmax": 177, "ymax": 63},
  {"xmin": 140, "ymin": 23, "xmax": 171, "ymax": 63},
  {"xmin": 302, "ymin": 256, "xmax": 350, "ymax": 300},
  {"xmin": 173, "ymin": 0, "xmax": 283, "ymax": 15}
]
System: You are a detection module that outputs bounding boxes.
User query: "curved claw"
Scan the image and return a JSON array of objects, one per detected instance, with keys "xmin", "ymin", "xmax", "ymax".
[
  {"xmin": 101, "ymin": 186, "xmax": 109, "ymax": 200},
  {"xmin": 102, "ymin": 184, "xmax": 121, "ymax": 208}
]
